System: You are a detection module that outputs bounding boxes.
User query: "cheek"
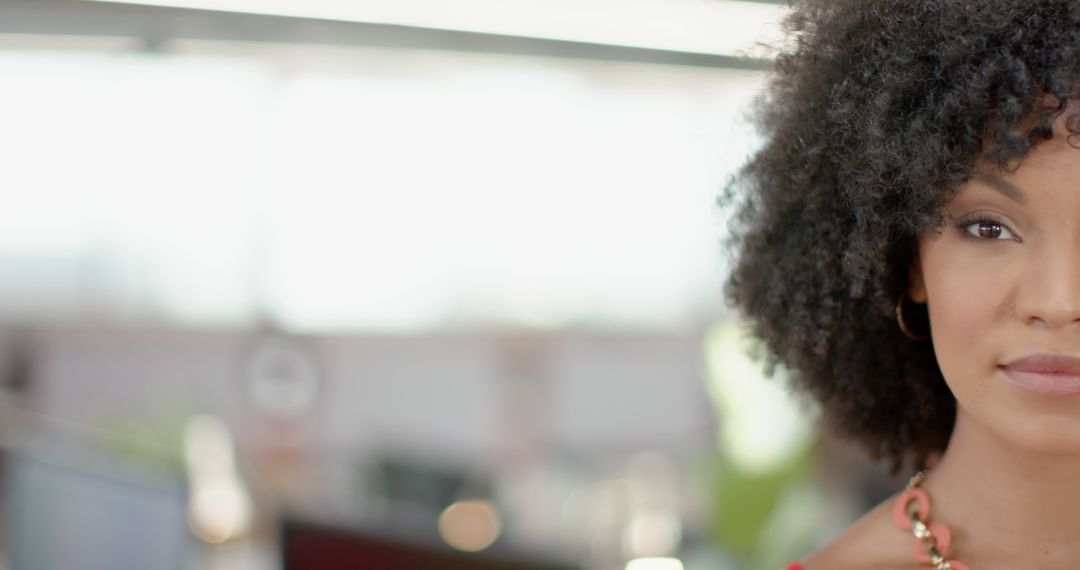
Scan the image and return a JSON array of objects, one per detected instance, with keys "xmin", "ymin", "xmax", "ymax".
[
  {"xmin": 921, "ymin": 243, "xmax": 1014, "ymax": 379},
  {"xmin": 929, "ymin": 270, "xmax": 1000, "ymax": 330}
]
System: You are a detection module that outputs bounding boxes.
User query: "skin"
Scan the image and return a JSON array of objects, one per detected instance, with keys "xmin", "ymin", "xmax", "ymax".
[{"xmin": 804, "ymin": 114, "xmax": 1080, "ymax": 569}]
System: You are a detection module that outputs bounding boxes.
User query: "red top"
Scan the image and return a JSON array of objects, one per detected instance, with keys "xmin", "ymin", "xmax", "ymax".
[{"xmin": 786, "ymin": 564, "xmax": 804, "ymax": 570}]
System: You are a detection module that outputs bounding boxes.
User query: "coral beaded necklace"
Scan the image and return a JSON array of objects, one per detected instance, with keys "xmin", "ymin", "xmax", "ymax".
[
  {"xmin": 788, "ymin": 471, "xmax": 971, "ymax": 570},
  {"xmin": 892, "ymin": 472, "xmax": 970, "ymax": 570}
]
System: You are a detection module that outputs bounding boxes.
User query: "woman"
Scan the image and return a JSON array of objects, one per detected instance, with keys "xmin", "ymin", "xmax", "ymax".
[{"xmin": 727, "ymin": 1, "xmax": 1080, "ymax": 568}]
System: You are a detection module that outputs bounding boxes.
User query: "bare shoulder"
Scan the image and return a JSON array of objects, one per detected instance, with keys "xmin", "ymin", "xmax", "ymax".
[{"xmin": 798, "ymin": 493, "xmax": 918, "ymax": 570}]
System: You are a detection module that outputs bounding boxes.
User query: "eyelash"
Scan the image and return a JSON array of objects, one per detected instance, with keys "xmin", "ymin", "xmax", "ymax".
[{"xmin": 955, "ymin": 214, "xmax": 1019, "ymax": 242}]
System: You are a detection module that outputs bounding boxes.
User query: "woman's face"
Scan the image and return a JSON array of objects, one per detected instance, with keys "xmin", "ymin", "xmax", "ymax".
[{"xmin": 912, "ymin": 120, "xmax": 1080, "ymax": 454}]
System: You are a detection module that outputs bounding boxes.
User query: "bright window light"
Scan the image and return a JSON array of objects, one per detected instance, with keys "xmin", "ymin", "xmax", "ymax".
[
  {"xmin": 0, "ymin": 37, "xmax": 765, "ymax": 331},
  {"xmin": 81, "ymin": 0, "xmax": 788, "ymax": 57},
  {"xmin": 625, "ymin": 558, "xmax": 684, "ymax": 570}
]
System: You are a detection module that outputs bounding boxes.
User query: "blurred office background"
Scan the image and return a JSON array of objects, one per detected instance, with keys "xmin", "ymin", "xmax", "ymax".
[{"xmin": 0, "ymin": 1, "xmax": 895, "ymax": 569}]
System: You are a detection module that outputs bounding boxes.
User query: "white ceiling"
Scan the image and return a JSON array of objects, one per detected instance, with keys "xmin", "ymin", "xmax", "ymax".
[{"xmin": 82, "ymin": 0, "xmax": 789, "ymax": 57}]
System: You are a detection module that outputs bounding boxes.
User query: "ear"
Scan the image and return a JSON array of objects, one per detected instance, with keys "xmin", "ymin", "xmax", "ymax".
[{"xmin": 908, "ymin": 258, "xmax": 927, "ymax": 303}]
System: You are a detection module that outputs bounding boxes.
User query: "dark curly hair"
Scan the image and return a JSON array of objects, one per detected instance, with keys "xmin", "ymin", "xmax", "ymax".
[{"xmin": 725, "ymin": 0, "xmax": 1080, "ymax": 473}]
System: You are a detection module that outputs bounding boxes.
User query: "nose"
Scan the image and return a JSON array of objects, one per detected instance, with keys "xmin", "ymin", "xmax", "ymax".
[{"xmin": 1015, "ymin": 240, "xmax": 1080, "ymax": 328}]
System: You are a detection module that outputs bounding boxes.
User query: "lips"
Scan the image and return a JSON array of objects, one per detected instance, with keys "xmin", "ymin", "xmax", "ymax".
[{"xmin": 1000, "ymin": 355, "xmax": 1080, "ymax": 396}]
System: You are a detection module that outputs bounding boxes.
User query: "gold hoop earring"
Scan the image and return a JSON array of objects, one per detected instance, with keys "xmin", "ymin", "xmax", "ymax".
[{"xmin": 896, "ymin": 295, "xmax": 929, "ymax": 342}]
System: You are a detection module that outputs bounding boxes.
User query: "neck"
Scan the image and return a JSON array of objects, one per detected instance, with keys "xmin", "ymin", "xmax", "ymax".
[{"xmin": 924, "ymin": 408, "xmax": 1080, "ymax": 566}]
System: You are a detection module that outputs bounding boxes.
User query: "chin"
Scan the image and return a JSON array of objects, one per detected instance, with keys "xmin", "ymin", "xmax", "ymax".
[{"xmin": 994, "ymin": 412, "xmax": 1080, "ymax": 456}]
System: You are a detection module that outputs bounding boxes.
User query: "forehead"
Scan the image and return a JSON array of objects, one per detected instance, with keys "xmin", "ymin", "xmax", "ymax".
[
  {"xmin": 997, "ymin": 136, "xmax": 1080, "ymax": 190},
  {"xmin": 971, "ymin": 111, "xmax": 1080, "ymax": 197}
]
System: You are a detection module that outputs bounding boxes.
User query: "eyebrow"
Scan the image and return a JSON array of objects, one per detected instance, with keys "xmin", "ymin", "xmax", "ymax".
[{"xmin": 970, "ymin": 171, "xmax": 1027, "ymax": 204}]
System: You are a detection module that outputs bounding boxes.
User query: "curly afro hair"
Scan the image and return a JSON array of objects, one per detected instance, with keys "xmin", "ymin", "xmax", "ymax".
[{"xmin": 725, "ymin": 0, "xmax": 1080, "ymax": 473}]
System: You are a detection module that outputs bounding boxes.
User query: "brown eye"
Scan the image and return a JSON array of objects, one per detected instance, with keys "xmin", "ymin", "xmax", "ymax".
[
  {"xmin": 977, "ymin": 221, "xmax": 1002, "ymax": 239},
  {"xmin": 961, "ymin": 218, "xmax": 1015, "ymax": 241}
]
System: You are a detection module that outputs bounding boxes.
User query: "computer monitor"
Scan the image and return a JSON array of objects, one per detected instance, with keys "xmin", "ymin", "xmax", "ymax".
[{"xmin": 281, "ymin": 517, "xmax": 577, "ymax": 570}]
